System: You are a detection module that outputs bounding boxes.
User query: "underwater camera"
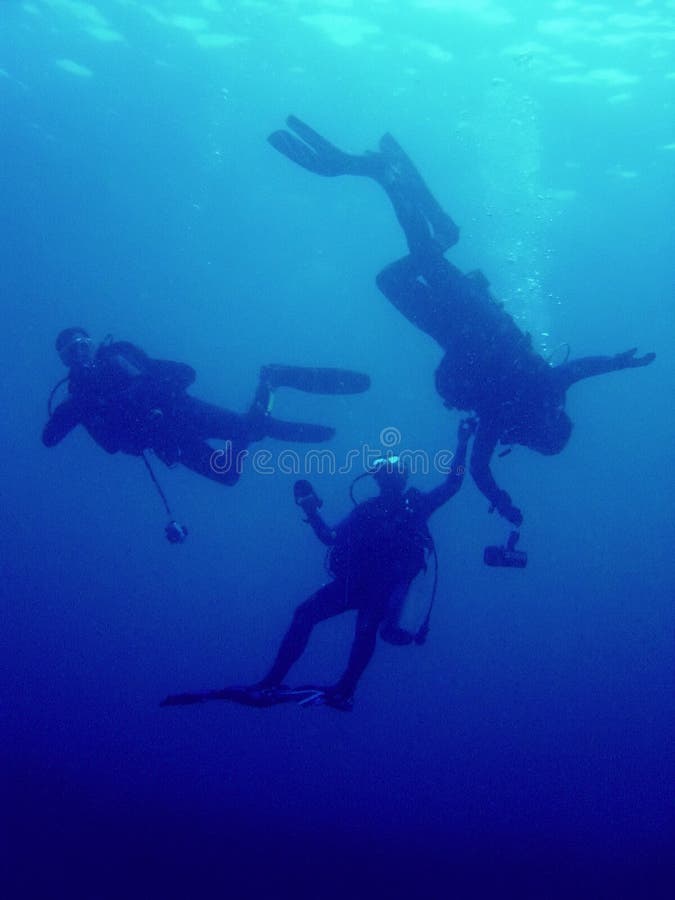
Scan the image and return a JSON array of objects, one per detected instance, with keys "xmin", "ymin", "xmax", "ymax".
[
  {"xmin": 165, "ymin": 520, "xmax": 189, "ymax": 544},
  {"xmin": 484, "ymin": 530, "xmax": 527, "ymax": 569},
  {"xmin": 293, "ymin": 479, "xmax": 322, "ymax": 514}
]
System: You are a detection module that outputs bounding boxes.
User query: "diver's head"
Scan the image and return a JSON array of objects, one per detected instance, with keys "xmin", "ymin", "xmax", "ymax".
[
  {"xmin": 55, "ymin": 327, "xmax": 93, "ymax": 368},
  {"xmin": 525, "ymin": 407, "xmax": 573, "ymax": 456},
  {"xmin": 370, "ymin": 455, "xmax": 409, "ymax": 494}
]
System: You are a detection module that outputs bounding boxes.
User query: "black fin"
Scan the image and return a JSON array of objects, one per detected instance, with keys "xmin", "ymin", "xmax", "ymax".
[
  {"xmin": 207, "ymin": 686, "xmax": 289, "ymax": 707},
  {"xmin": 379, "ymin": 133, "xmax": 460, "ymax": 250},
  {"xmin": 286, "ymin": 116, "xmax": 347, "ymax": 160},
  {"xmin": 263, "ymin": 364, "xmax": 370, "ymax": 395},
  {"xmin": 267, "ymin": 129, "xmax": 339, "ymax": 175},
  {"xmin": 160, "ymin": 684, "xmax": 327, "ymax": 709},
  {"xmin": 265, "ymin": 418, "xmax": 335, "ymax": 443},
  {"xmin": 269, "ymin": 116, "xmax": 372, "ymax": 177}
]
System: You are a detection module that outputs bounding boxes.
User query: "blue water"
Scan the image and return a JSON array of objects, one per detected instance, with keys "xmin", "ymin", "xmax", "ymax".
[{"xmin": 2, "ymin": 2, "xmax": 673, "ymax": 897}]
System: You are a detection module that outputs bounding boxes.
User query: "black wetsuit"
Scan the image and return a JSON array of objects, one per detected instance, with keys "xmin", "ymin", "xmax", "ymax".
[
  {"xmin": 376, "ymin": 249, "xmax": 648, "ymax": 524},
  {"xmin": 43, "ymin": 341, "xmax": 332, "ymax": 485},
  {"xmin": 259, "ymin": 446, "xmax": 467, "ymax": 699},
  {"xmin": 266, "ymin": 115, "xmax": 656, "ymax": 526}
]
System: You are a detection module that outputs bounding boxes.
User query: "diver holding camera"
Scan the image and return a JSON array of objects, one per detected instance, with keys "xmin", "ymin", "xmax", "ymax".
[{"xmin": 238, "ymin": 417, "xmax": 474, "ymax": 710}]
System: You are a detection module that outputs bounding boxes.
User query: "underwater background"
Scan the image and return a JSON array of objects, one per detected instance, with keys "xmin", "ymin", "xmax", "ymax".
[{"xmin": 2, "ymin": 1, "xmax": 674, "ymax": 896}]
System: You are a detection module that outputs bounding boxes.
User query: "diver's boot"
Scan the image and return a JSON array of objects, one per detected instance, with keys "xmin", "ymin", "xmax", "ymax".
[
  {"xmin": 322, "ymin": 686, "xmax": 355, "ymax": 712},
  {"xmin": 269, "ymin": 115, "xmax": 383, "ymax": 178},
  {"xmin": 260, "ymin": 364, "xmax": 370, "ymax": 395},
  {"xmin": 240, "ymin": 683, "xmax": 289, "ymax": 705},
  {"xmin": 378, "ymin": 133, "xmax": 459, "ymax": 250},
  {"xmin": 245, "ymin": 379, "xmax": 274, "ymax": 441}
]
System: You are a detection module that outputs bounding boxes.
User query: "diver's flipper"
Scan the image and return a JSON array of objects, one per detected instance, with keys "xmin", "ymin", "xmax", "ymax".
[
  {"xmin": 160, "ymin": 684, "xmax": 337, "ymax": 709},
  {"xmin": 265, "ymin": 417, "xmax": 335, "ymax": 443},
  {"xmin": 379, "ymin": 133, "xmax": 459, "ymax": 250},
  {"xmin": 161, "ymin": 685, "xmax": 298, "ymax": 708},
  {"xmin": 268, "ymin": 116, "xmax": 350, "ymax": 176},
  {"xmin": 268, "ymin": 116, "xmax": 378, "ymax": 177},
  {"xmin": 210, "ymin": 686, "xmax": 299, "ymax": 706},
  {"xmin": 292, "ymin": 685, "xmax": 354, "ymax": 712},
  {"xmin": 268, "ymin": 129, "xmax": 341, "ymax": 176},
  {"xmin": 262, "ymin": 364, "xmax": 370, "ymax": 395},
  {"xmin": 286, "ymin": 116, "xmax": 345, "ymax": 157}
]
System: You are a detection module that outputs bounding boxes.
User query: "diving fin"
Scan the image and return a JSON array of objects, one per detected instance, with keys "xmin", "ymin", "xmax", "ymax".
[
  {"xmin": 161, "ymin": 685, "xmax": 296, "ymax": 708},
  {"xmin": 265, "ymin": 417, "xmax": 335, "ymax": 443},
  {"xmin": 267, "ymin": 129, "xmax": 339, "ymax": 176},
  {"xmin": 378, "ymin": 133, "xmax": 459, "ymax": 250},
  {"xmin": 292, "ymin": 685, "xmax": 354, "ymax": 712},
  {"xmin": 262, "ymin": 364, "xmax": 370, "ymax": 395},
  {"xmin": 268, "ymin": 116, "xmax": 378, "ymax": 178},
  {"xmin": 268, "ymin": 115, "xmax": 350, "ymax": 176},
  {"xmin": 160, "ymin": 684, "xmax": 337, "ymax": 709}
]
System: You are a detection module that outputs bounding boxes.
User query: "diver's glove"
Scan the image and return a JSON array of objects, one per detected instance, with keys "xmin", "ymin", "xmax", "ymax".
[
  {"xmin": 614, "ymin": 347, "xmax": 656, "ymax": 369},
  {"xmin": 492, "ymin": 489, "xmax": 523, "ymax": 527},
  {"xmin": 294, "ymin": 479, "xmax": 323, "ymax": 517}
]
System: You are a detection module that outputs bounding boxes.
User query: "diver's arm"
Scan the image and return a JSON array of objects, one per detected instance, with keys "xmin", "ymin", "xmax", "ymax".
[
  {"xmin": 556, "ymin": 348, "xmax": 656, "ymax": 391},
  {"xmin": 470, "ymin": 420, "xmax": 523, "ymax": 527},
  {"xmin": 42, "ymin": 399, "xmax": 80, "ymax": 447},
  {"xmin": 304, "ymin": 508, "xmax": 337, "ymax": 546},
  {"xmin": 294, "ymin": 481, "xmax": 336, "ymax": 545},
  {"xmin": 108, "ymin": 343, "xmax": 193, "ymax": 392},
  {"xmin": 419, "ymin": 418, "xmax": 474, "ymax": 518},
  {"xmin": 107, "ymin": 341, "xmax": 149, "ymax": 378},
  {"xmin": 148, "ymin": 359, "xmax": 197, "ymax": 392}
]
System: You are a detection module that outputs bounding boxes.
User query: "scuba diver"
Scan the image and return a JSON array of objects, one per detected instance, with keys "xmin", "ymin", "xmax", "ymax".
[
  {"xmin": 43, "ymin": 327, "xmax": 371, "ymax": 486},
  {"xmin": 266, "ymin": 116, "xmax": 656, "ymax": 527},
  {"xmin": 162, "ymin": 418, "xmax": 474, "ymax": 713}
]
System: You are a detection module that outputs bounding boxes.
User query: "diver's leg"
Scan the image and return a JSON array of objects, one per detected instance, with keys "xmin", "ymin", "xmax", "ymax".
[
  {"xmin": 376, "ymin": 256, "xmax": 456, "ymax": 346},
  {"xmin": 382, "ymin": 181, "xmax": 440, "ymax": 258},
  {"xmin": 180, "ymin": 394, "xmax": 334, "ymax": 446},
  {"xmin": 177, "ymin": 396, "xmax": 254, "ymax": 441},
  {"xmin": 178, "ymin": 438, "xmax": 243, "ymax": 486},
  {"xmin": 379, "ymin": 581, "xmax": 414, "ymax": 646},
  {"xmin": 330, "ymin": 602, "xmax": 384, "ymax": 700},
  {"xmin": 257, "ymin": 581, "xmax": 348, "ymax": 688}
]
